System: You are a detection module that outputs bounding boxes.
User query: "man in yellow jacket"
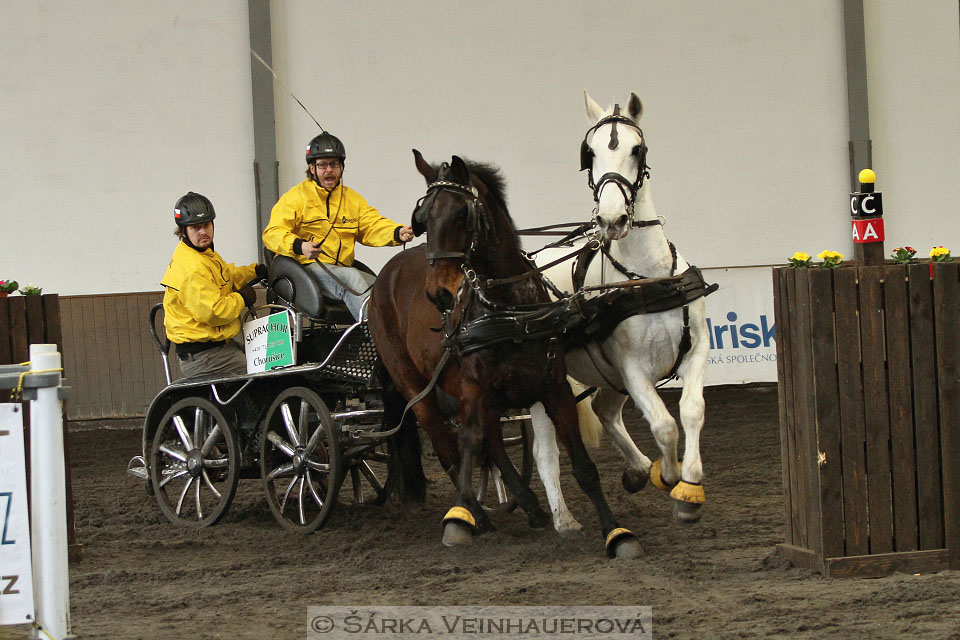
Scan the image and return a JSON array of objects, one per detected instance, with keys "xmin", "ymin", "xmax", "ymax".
[
  {"xmin": 162, "ymin": 192, "xmax": 266, "ymax": 378},
  {"xmin": 262, "ymin": 131, "xmax": 413, "ymax": 320}
]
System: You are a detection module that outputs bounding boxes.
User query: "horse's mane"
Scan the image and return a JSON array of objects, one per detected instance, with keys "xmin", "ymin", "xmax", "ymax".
[
  {"xmin": 463, "ymin": 160, "xmax": 508, "ymax": 212},
  {"xmin": 433, "ymin": 159, "xmax": 508, "ymax": 213}
]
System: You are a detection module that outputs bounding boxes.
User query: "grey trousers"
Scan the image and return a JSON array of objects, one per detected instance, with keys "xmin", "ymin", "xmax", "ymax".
[
  {"xmin": 304, "ymin": 262, "xmax": 377, "ymax": 320},
  {"xmin": 178, "ymin": 341, "xmax": 247, "ymax": 379}
]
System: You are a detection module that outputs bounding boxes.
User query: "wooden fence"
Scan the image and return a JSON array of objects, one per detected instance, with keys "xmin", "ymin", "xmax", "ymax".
[
  {"xmin": 5, "ymin": 290, "xmax": 270, "ymax": 422},
  {"xmin": 773, "ymin": 261, "xmax": 960, "ymax": 577},
  {"xmin": 58, "ymin": 291, "xmax": 180, "ymax": 421}
]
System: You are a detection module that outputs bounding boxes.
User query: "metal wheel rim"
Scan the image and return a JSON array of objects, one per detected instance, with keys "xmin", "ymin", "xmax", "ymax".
[
  {"xmin": 150, "ymin": 397, "xmax": 239, "ymax": 528},
  {"xmin": 341, "ymin": 437, "xmax": 392, "ymax": 507},
  {"xmin": 260, "ymin": 387, "xmax": 341, "ymax": 533}
]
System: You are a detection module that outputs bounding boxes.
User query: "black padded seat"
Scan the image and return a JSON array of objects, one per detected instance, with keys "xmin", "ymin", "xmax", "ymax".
[{"xmin": 262, "ymin": 248, "xmax": 374, "ymax": 324}]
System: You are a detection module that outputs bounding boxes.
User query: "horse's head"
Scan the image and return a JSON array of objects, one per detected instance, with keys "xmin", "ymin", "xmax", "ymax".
[
  {"xmin": 581, "ymin": 91, "xmax": 650, "ymax": 241},
  {"xmin": 412, "ymin": 149, "xmax": 485, "ymax": 312}
]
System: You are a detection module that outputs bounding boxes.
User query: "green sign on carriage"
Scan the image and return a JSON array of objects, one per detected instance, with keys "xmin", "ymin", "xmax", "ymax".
[{"xmin": 243, "ymin": 310, "xmax": 295, "ymax": 373}]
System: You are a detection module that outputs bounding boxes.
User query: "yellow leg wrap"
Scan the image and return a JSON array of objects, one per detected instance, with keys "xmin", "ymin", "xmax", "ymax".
[
  {"xmin": 443, "ymin": 506, "xmax": 477, "ymax": 529},
  {"xmin": 670, "ymin": 480, "xmax": 705, "ymax": 504},
  {"xmin": 604, "ymin": 527, "xmax": 635, "ymax": 557},
  {"xmin": 605, "ymin": 527, "xmax": 633, "ymax": 547},
  {"xmin": 649, "ymin": 459, "xmax": 676, "ymax": 492}
]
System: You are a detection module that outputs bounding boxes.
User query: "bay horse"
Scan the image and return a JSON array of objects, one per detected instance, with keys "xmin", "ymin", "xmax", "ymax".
[
  {"xmin": 533, "ymin": 92, "xmax": 713, "ymax": 527},
  {"xmin": 367, "ymin": 150, "xmax": 641, "ymax": 558}
]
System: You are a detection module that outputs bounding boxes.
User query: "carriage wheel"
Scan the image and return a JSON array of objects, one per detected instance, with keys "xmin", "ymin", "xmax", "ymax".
[
  {"xmin": 150, "ymin": 397, "xmax": 240, "ymax": 528},
  {"xmin": 476, "ymin": 411, "xmax": 534, "ymax": 512},
  {"xmin": 260, "ymin": 387, "xmax": 342, "ymax": 533},
  {"xmin": 341, "ymin": 436, "xmax": 393, "ymax": 507}
]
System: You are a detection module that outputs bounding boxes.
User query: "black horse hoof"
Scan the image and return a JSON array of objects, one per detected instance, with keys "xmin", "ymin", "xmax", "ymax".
[
  {"xmin": 528, "ymin": 509, "xmax": 550, "ymax": 530},
  {"xmin": 673, "ymin": 500, "xmax": 703, "ymax": 523},
  {"xmin": 605, "ymin": 528, "xmax": 643, "ymax": 559},
  {"xmin": 441, "ymin": 506, "xmax": 477, "ymax": 546},
  {"xmin": 442, "ymin": 521, "xmax": 475, "ymax": 546},
  {"xmin": 622, "ymin": 468, "xmax": 649, "ymax": 493}
]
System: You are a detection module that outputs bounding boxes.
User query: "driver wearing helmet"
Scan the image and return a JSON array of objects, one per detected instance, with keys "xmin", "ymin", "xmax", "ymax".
[
  {"xmin": 162, "ymin": 192, "xmax": 267, "ymax": 378},
  {"xmin": 262, "ymin": 132, "xmax": 414, "ymax": 320}
]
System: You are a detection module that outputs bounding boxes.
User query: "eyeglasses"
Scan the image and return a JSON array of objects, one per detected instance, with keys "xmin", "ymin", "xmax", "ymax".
[{"xmin": 314, "ymin": 161, "xmax": 341, "ymax": 171}]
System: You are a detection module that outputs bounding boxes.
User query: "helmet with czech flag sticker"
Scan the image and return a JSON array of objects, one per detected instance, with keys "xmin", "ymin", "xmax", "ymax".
[{"xmin": 174, "ymin": 192, "xmax": 216, "ymax": 227}]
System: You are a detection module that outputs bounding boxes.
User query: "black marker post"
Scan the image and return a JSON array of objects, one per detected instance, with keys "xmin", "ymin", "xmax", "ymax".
[{"xmin": 850, "ymin": 168, "xmax": 885, "ymax": 266}]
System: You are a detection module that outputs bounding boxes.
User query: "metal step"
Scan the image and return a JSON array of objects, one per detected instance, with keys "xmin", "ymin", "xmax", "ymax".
[{"xmin": 126, "ymin": 456, "xmax": 148, "ymax": 480}]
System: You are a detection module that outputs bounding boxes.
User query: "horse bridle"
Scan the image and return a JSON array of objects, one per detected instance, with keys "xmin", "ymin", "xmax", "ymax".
[
  {"xmin": 579, "ymin": 104, "xmax": 657, "ymax": 228},
  {"xmin": 411, "ymin": 171, "xmax": 486, "ymax": 266}
]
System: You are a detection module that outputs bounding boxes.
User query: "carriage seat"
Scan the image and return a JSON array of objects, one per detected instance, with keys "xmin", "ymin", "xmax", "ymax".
[{"xmin": 262, "ymin": 248, "xmax": 374, "ymax": 324}]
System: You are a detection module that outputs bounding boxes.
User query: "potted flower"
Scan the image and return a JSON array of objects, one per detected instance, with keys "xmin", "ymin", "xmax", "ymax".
[
  {"xmin": 0, "ymin": 280, "xmax": 17, "ymax": 298},
  {"xmin": 816, "ymin": 250, "xmax": 844, "ymax": 269},
  {"xmin": 930, "ymin": 246, "xmax": 952, "ymax": 262},
  {"xmin": 788, "ymin": 252, "xmax": 812, "ymax": 268},
  {"xmin": 891, "ymin": 246, "xmax": 916, "ymax": 264},
  {"xmin": 18, "ymin": 283, "xmax": 42, "ymax": 296}
]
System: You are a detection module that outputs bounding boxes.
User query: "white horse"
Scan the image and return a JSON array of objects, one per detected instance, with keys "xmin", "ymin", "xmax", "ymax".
[{"xmin": 530, "ymin": 91, "xmax": 711, "ymax": 532}]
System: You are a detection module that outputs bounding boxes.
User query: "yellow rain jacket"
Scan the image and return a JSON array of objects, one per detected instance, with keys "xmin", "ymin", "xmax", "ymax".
[
  {"xmin": 262, "ymin": 180, "xmax": 403, "ymax": 266},
  {"xmin": 161, "ymin": 241, "xmax": 257, "ymax": 344}
]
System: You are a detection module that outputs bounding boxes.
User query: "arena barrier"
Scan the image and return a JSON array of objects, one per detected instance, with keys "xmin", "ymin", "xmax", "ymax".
[
  {"xmin": 773, "ymin": 262, "xmax": 960, "ymax": 578},
  {"xmin": 0, "ymin": 294, "xmax": 79, "ymax": 563},
  {"xmin": 0, "ymin": 346, "xmax": 74, "ymax": 639}
]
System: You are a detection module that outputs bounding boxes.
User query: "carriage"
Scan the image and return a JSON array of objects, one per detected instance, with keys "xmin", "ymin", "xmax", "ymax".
[
  {"xmin": 128, "ymin": 90, "xmax": 716, "ymax": 557},
  {"xmin": 126, "ymin": 251, "xmax": 532, "ymax": 533}
]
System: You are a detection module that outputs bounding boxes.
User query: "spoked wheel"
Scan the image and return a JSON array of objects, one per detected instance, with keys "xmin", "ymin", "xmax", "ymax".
[
  {"xmin": 341, "ymin": 436, "xmax": 393, "ymax": 507},
  {"xmin": 476, "ymin": 410, "xmax": 534, "ymax": 512},
  {"xmin": 150, "ymin": 397, "xmax": 240, "ymax": 528},
  {"xmin": 260, "ymin": 387, "xmax": 342, "ymax": 533}
]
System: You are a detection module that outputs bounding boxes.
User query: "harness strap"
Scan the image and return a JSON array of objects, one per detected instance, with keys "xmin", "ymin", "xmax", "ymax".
[
  {"xmin": 381, "ymin": 349, "xmax": 454, "ymax": 438},
  {"xmin": 485, "ymin": 240, "xmax": 594, "ymax": 288},
  {"xmin": 517, "ymin": 221, "xmax": 592, "ymax": 237},
  {"xmin": 660, "ymin": 305, "xmax": 691, "ymax": 385},
  {"xmin": 312, "ymin": 259, "xmax": 375, "ymax": 297},
  {"xmin": 584, "ymin": 341, "xmax": 628, "ymax": 395},
  {"xmin": 601, "ymin": 240, "xmax": 677, "ymax": 280},
  {"xmin": 572, "ymin": 242, "xmax": 601, "ymax": 290}
]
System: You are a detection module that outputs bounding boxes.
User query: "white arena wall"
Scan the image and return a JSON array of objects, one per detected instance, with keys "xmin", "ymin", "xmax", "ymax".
[{"xmin": 3, "ymin": 1, "xmax": 959, "ymax": 386}]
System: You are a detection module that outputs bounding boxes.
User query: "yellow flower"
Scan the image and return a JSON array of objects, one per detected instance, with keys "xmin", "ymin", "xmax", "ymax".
[
  {"xmin": 817, "ymin": 250, "xmax": 844, "ymax": 261},
  {"xmin": 930, "ymin": 246, "xmax": 950, "ymax": 258},
  {"xmin": 791, "ymin": 252, "xmax": 810, "ymax": 262}
]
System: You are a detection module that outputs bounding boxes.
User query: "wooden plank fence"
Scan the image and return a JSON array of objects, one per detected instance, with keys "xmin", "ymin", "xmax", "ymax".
[
  {"xmin": 58, "ymin": 292, "xmax": 181, "ymax": 421},
  {"xmin": 774, "ymin": 261, "xmax": 960, "ymax": 577}
]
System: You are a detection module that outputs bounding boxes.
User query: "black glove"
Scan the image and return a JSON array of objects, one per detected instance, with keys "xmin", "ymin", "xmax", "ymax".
[
  {"xmin": 255, "ymin": 264, "xmax": 269, "ymax": 281},
  {"xmin": 237, "ymin": 285, "xmax": 257, "ymax": 307}
]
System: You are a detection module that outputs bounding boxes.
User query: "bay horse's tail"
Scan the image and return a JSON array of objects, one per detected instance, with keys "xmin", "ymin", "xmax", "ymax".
[
  {"xmin": 569, "ymin": 377, "xmax": 602, "ymax": 450},
  {"xmin": 377, "ymin": 360, "xmax": 427, "ymax": 503}
]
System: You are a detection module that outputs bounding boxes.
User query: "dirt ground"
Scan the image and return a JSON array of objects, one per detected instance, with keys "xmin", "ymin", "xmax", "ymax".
[{"xmin": 53, "ymin": 385, "xmax": 960, "ymax": 639}]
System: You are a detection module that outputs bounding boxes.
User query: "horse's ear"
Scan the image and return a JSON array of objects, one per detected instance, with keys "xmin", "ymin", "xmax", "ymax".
[
  {"xmin": 412, "ymin": 149, "xmax": 436, "ymax": 184},
  {"xmin": 450, "ymin": 155, "xmax": 470, "ymax": 184},
  {"xmin": 628, "ymin": 93, "xmax": 643, "ymax": 122},
  {"xmin": 584, "ymin": 90, "xmax": 605, "ymax": 122}
]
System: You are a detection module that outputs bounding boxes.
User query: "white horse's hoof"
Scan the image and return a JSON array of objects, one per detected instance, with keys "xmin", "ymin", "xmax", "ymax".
[
  {"xmin": 673, "ymin": 501, "xmax": 703, "ymax": 523},
  {"xmin": 553, "ymin": 515, "xmax": 584, "ymax": 536}
]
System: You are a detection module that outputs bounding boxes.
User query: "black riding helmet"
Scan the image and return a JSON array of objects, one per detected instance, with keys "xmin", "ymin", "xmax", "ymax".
[
  {"xmin": 174, "ymin": 192, "xmax": 216, "ymax": 227},
  {"xmin": 305, "ymin": 132, "xmax": 346, "ymax": 165}
]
